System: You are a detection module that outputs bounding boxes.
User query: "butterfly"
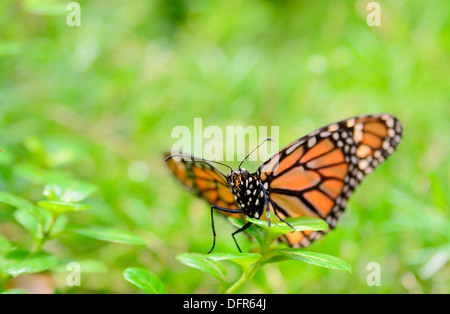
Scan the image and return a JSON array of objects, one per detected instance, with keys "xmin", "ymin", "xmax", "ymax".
[{"xmin": 164, "ymin": 114, "xmax": 403, "ymax": 253}]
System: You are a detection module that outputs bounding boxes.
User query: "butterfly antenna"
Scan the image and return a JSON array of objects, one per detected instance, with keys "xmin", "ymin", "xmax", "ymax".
[
  {"xmin": 238, "ymin": 138, "xmax": 273, "ymax": 169},
  {"xmin": 165, "ymin": 154, "xmax": 234, "ymax": 172}
]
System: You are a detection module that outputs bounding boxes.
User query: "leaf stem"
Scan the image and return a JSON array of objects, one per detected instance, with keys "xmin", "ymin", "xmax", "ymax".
[
  {"xmin": 33, "ymin": 215, "xmax": 56, "ymax": 253},
  {"xmin": 225, "ymin": 252, "xmax": 275, "ymax": 294},
  {"xmin": 225, "ymin": 262, "xmax": 259, "ymax": 294}
]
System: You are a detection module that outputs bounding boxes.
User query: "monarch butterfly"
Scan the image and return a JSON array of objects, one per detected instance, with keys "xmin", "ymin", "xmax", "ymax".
[{"xmin": 165, "ymin": 114, "xmax": 403, "ymax": 253}]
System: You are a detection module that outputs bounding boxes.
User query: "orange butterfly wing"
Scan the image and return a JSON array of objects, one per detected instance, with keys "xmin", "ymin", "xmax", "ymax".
[
  {"xmin": 164, "ymin": 153, "xmax": 242, "ymax": 218},
  {"xmin": 258, "ymin": 114, "xmax": 403, "ymax": 247}
]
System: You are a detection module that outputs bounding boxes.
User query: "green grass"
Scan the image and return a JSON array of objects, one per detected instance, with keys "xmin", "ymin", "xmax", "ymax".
[{"xmin": 0, "ymin": 0, "xmax": 448, "ymax": 293}]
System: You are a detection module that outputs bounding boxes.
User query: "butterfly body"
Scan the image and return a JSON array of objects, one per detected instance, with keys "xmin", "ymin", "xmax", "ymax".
[
  {"xmin": 165, "ymin": 113, "xmax": 403, "ymax": 252},
  {"xmin": 227, "ymin": 169, "xmax": 265, "ymax": 219}
]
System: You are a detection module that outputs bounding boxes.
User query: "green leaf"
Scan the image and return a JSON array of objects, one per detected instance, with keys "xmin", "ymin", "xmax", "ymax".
[
  {"xmin": 37, "ymin": 200, "xmax": 91, "ymax": 215},
  {"xmin": 277, "ymin": 248, "xmax": 352, "ymax": 273},
  {"xmin": 176, "ymin": 253, "xmax": 227, "ymax": 282},
  {"xmin": 0, "ymin": 191, "xmax": 52, "ymax": 228},
  {"xmin": 49, "ymin": 214, "xmax": 68, "ymax": 237},
  {"xmin": 1, "ymin": 249, "xmax": 58, "ymax": 277},
  {"xmin": 0, "ymin": 234, "xmax": 12, "ymax": 256},
  {"xmin": 43, "ymin": 180, "xmax": 97, "ymax": 203},
  {"xmin": 13, "ymin": 209, "xmax": 42, "ymax": 238},
  {"xmin": 260, "ymin": 251, "xmax": 290, "ymax": 265},
  {"xmin": 0, "ymin": 191, "xmax": 35, "ymax": 212},
  {"xmin": 246, "ymin": 216, "xmax": 329, "ymax": 234},
  {"xmin": 66, "ymin": 224, "xmax": 147, "ymax": 246},
  {"xmin": 1, "ymin": 289, "xmax": 29, "ymax": 294},
  {"xmin": 206, "ymin": 252, "xmax": 262, "ymax": 267},
  {"xmin": 243, "ymin": 216, "xmax": 330, "ymax": 252},
  {"xmin": 228, "ymin": 217, "xmax": 263, "ymax": 245},
  {"xmin": 0, "ymin": 191, "xmax": 39, "ymax": 217},
  {"xmin": 123, "ymin": 267, "xmax": 166, "ymax": 294}
]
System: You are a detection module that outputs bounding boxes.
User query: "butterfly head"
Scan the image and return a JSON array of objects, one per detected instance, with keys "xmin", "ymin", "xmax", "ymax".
[{"xmin": 227, "ymin": 168, "xmax": 249, "ymax": 193}]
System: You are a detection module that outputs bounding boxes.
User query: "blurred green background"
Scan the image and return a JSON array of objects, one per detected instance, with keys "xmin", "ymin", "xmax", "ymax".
[{"xmin": 0, "ymin": 0, "xmax": 448, "ymax": 293}]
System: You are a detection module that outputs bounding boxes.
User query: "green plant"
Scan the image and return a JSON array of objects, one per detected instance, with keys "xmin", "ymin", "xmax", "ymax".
[
  {"xmin": 176, "ymin": 216, "xmax": 351, "ymax": 293},
  {"xmin": 0, "ymin": 180, "xmax": 146, "ymax": 294},
  {"xmin": 123, "ymin": 267, "xmax": 166, "ymax": 294}
]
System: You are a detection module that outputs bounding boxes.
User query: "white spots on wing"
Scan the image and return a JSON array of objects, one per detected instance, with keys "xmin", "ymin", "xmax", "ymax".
[
  {"xmin": 286, "ymin": 141, "xmax": 302, "ymax": 155},
  {"xmin": 388, "ymin": 128, "xmax": 395, "ymax": 137},
  {"xmin": 308, "ymin": 137, "xmax": 317, "ymax": 148},
  {"xmin": 326, "ymin": 215, "xmax": 333, "ymax": 225},
  {"xmin": 329, "ymin": 217, "xmax": 337, "ymax": 227},
  {"xmin": 353, "ymin": 130, "xmax": 363, "ymax": 143},
  {"xmin": 299, "ymin": 238, "xmax": 311, "ymax": 247},
  {"xmin": 346, "ymin": 118, "xmax": 355, "ymax": 128},
  {"xmin": 332, "ymin": 205, "xmax": 340, "ymax": 214},
  {"xmin": 358, "ymin": 159, "xmax": 369, "ymax": 171},
  {"xmin": 354, "ymin": 123, "xmax": 363, "ymax": 131},
  {"xmin": 328, "ymin": 124, "xmax": 339, "ymax": 132},
  {"xmin": 356, "ymin": 171, "xmax": 364, "ymax": 181},
  {"xmin": 353, "ymin": 123, "xmax": 364, "ymax": 142},
  {"xmin": 386, "ymin": 117, "xmax": 394, "ymax": 128}
]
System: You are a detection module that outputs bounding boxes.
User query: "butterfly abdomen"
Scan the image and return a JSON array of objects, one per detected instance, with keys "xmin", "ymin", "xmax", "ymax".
[{"xmin": 228, "ymin": 169, "xmax": 265, "ymax": 218}]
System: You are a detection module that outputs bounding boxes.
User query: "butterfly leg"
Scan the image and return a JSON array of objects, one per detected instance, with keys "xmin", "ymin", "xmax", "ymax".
[
  {"xmin": 263, "ymin": 192, "xmax": 272, "ymax": 227},
  {"xmin": 231, "ymin": 222, "xmax": 252, "ymax": 253},
  {"xmin": 268, "ymin": 197, "xmax": 295, "ymax": 232},
  {"xmin": 260, "ymin": 185, "xmax": 295, "ymax": 232},
  {"xmin": 208, "ymin": 205, "xmax": 244, "ymax": 254}
]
